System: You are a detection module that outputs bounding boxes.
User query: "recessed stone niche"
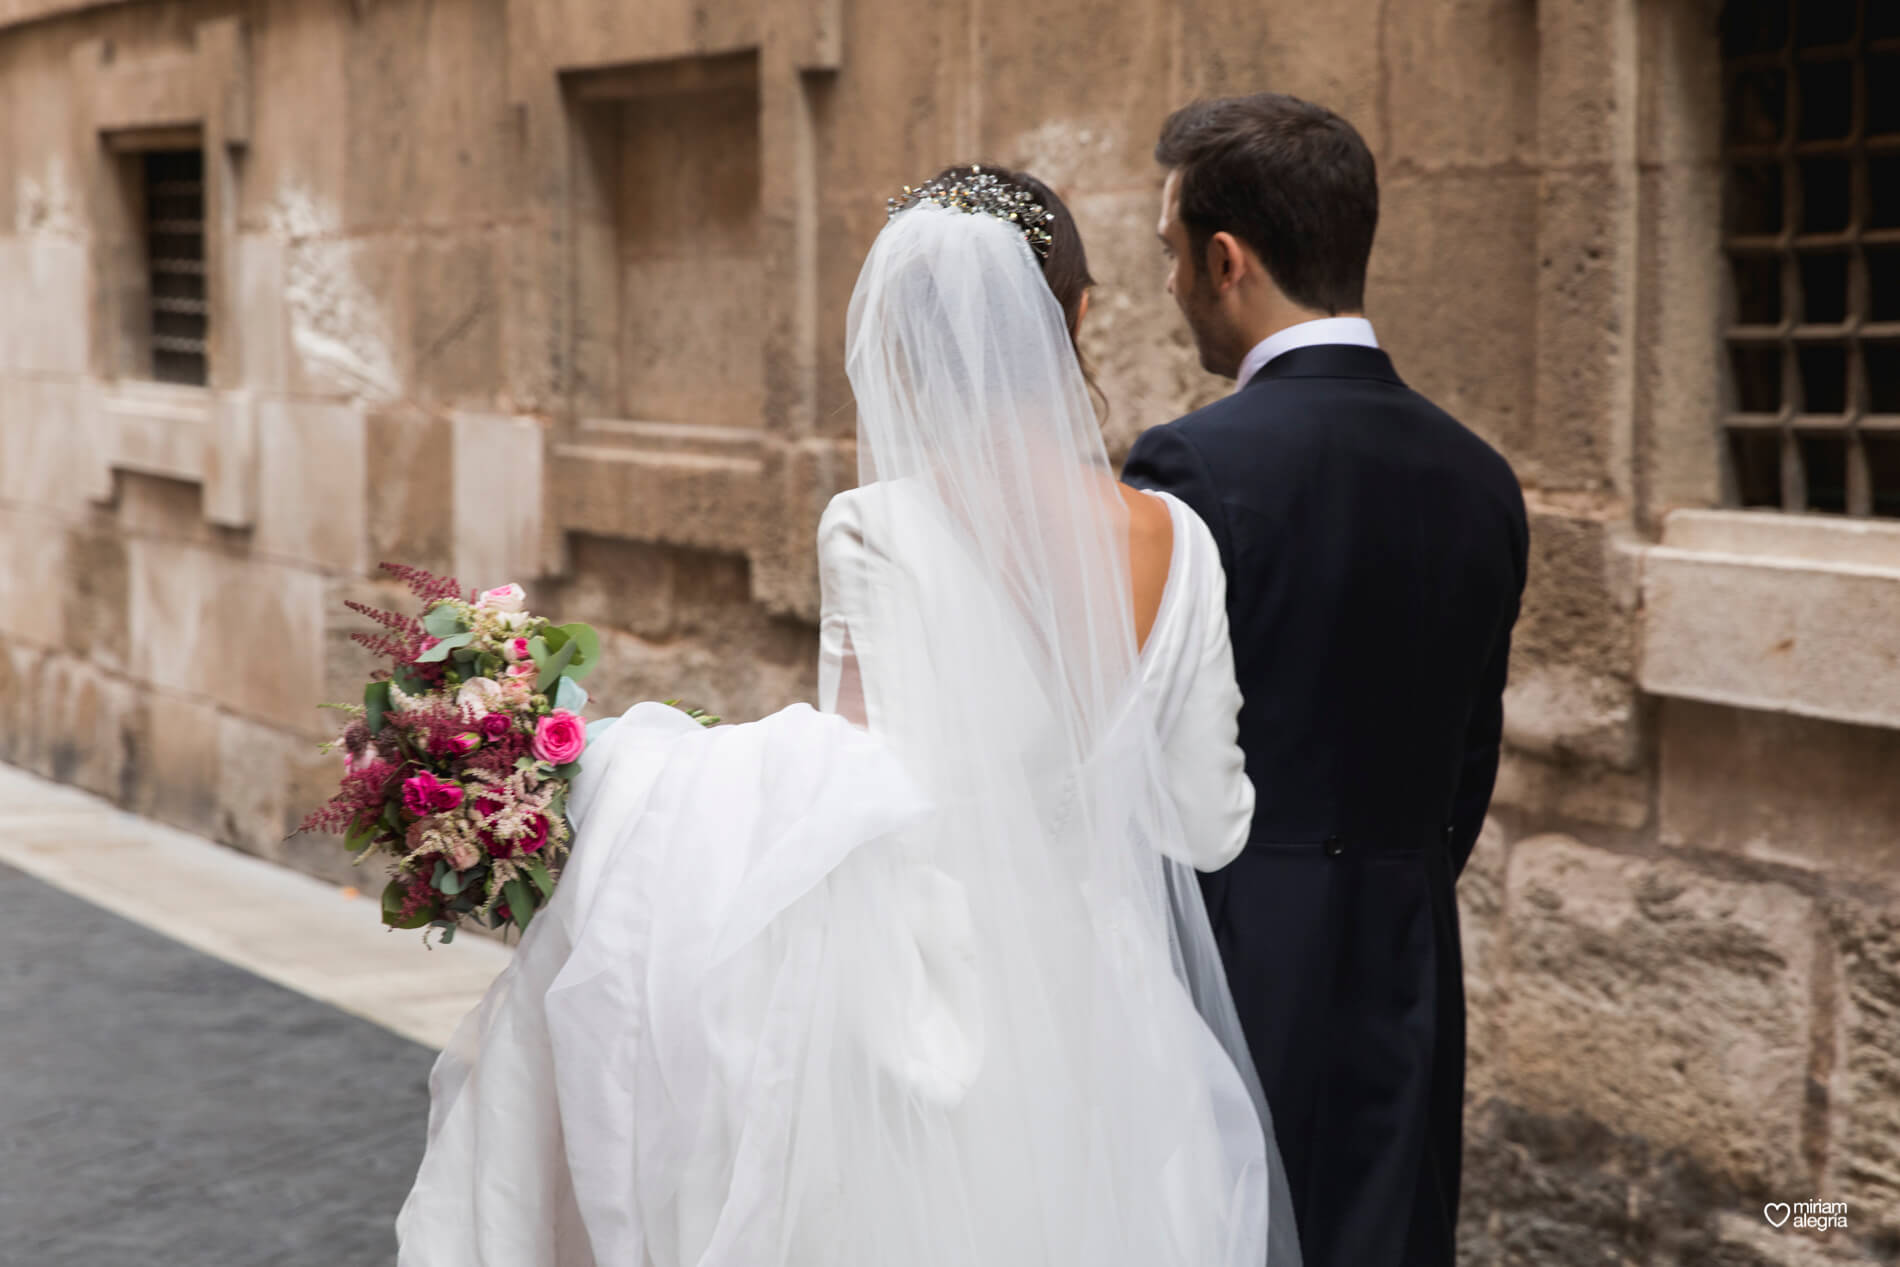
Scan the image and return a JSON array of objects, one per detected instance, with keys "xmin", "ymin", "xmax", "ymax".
[{"xmin": 567, "ymin": 51, "xmax": 763, "ymax": 429}]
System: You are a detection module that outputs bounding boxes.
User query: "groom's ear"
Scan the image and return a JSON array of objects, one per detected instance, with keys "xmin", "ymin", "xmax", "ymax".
[{"xmin": 1205, "ymin": 230, "xmax": 1250, "ymax": 294}]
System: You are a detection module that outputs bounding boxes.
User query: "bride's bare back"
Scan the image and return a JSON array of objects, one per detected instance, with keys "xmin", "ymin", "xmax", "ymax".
[{"xmin": 1118, "ymin": 483, "xmax": 1174, "ymax": 653}]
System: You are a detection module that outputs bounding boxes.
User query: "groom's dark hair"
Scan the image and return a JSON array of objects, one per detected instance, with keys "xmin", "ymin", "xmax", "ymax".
[{"xmin": 1156, "ymin": 93, "xmax": 1378, "ymax": 314}]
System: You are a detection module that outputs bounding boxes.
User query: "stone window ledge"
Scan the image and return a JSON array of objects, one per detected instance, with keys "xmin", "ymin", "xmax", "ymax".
[{"xmin": 1640, "ymin": 509, "xmax": 1900, "ymax": 731}]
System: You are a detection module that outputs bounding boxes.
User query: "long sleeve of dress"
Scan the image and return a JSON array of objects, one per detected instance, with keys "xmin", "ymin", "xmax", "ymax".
[{"xmin": 1140, "ymin": 493, "xmax": 1255, "ymax": 872}]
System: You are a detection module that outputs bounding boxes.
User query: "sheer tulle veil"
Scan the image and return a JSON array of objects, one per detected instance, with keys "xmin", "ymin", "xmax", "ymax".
[{"xmin": 832, "ymin": 198, "xmax": 1301, "ymax": 1265}]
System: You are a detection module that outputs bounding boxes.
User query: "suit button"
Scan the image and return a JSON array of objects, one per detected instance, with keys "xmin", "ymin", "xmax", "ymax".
[
  {"xmin": 1443, "ymin": 823, "xmax": 1456, "ymax": 845},
  {"xmin": 1323, "ymin": 834, "xmax": 1345, "ymax": 858}
]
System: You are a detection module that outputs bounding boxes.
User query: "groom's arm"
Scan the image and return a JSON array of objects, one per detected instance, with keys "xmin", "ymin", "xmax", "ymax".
[
  {"xmin": 1122, "ymin": 424, "xmax": 1235, "ymax": 573},
  {"xmin": 1449, "ymin": 501, "xmax": 1528, "ymax": 874},
  {"xmin": 1448, "ymin": 625, "xmax": 1510, "ymax": 875}
]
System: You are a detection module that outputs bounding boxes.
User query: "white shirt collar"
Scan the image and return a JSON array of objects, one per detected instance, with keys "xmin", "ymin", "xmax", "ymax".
[{"xmin": 1235, "ymin": 316, "xmax": 1380, "ymax": 390}]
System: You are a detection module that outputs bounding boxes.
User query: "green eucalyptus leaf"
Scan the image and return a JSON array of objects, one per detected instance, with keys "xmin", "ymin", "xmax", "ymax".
[
  {"xmin": 504, "ymin": 877, "xmax": 534, "ymax": 931},
  {"xmin": 439, "ymin": 868, "xmax": 467, "ymax": 897},
  {"xmin": 536, "ymin": 639, "xmax": 578, "ymax": 692},
  {"xmin": 422, "ymin": 603, "xmax": 467, "ymax": 638},
  {"xmin": 344, "ymin": 817, "xmax": 377, "ymax": 856},
  {"xmin": 552, "ymin": 676, "xmax": 589, "ymax": 715},
  {"xmin": 554, "ymin": 624, "xmax": 601, "ymax": 680},
  {"xmin": 552, "ymin": 760, "xmax": 581, "ymax": 782},
  {"xmin": 364, "ymin": 680, "xmax": 392, "ymax": 735},
  {"xmin": 417, "ymin": 631, "xmax": 476, "ymax": 664},
  {"xmin": 523, "ymin": 858, "xmax": 555, "ymax": 899}
]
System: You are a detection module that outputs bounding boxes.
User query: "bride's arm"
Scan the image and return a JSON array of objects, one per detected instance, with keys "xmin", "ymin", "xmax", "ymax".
[{"xmin": 817, "ymin": 493, "xmax": 870, "ymax": 728}]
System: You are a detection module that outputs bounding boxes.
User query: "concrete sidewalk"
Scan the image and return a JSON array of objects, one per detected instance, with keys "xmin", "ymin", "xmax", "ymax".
[
  {"xmin": 0, "ymin": 762, "xmax": 511, "ymax": 1050},
  {"xmin": 0, "ymin": 762, "xmax": 515, "ymax": 1265}
]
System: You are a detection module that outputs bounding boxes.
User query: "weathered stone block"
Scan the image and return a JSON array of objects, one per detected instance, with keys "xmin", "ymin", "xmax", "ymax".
[
  {"xmin": 137, "ymin": 688, "xmax": 221, "ymax": 840},
  {"xmin": 12, "ymin": 238, "xmax": 87, "ymax": 374},
  {"xmin": 1530, "ymin": 169, "xmax": 1637, "ymax": 493},
  {"xmin": 411, "ymin": 236, "xmax": 502, "ymax": 406},
  {"xmin": 1661, "ymin": 700, "xmax": 1900, "ymax": 881},
  {"xmin": 60, "ymin": 518, "xmax": 129, "ymax": 674},
  {"xmin": 550, "ymin": 534, "xmax": 677, "ymax": 640},
  {"xmin": 124, "ymin": 536, "xmax": 328, "ymax": 734},
  {"xmin": 1828, "ymin": 903, "xmax": 1900, "ymax": 1238},
  {"xmin": 1460, "ymin": 818, "xmax": 1509, "ymax": 1107},
  {"xmin": 452, "ymin": 410, "xmax": 543, "ymax": 590},
  {"xmin": 1491, "ymin": 750, "xmax": 1652, "ymax": 832},
  {"xmin": 1373, "ymin": 171, "xmax": 1539, "ymax": 461},
  {"xmin": 1176, "ymin": 0, "xmax": 1384, "ymax": 156},
  {"xmin": 0, "ymin": 504, "xmax": 70, "ymax": 647},
  {"xmin": 364, "ymin": 405, "xmax": 455, "ymax": 576},
  {"xmin": 254, "ymin": 397, "xmax": 367, "ymax": 574},
  {"xmin": 34, "ymin": 654, "xmax": 148, "ymax": 806},
  {"xmin": 1500, "ymin": 835, "xmax": 1814, "ymax": 1190},
  {"xmin": 0, "ymin": 377, "xmax": 91, "ymax": 512},
  {"xmin": 1642, "ymin": 543, "xmax": 1900, "ymax": 735},
  {"xmin": 750, "ymin": 438, "xmax": 854, "ymax": 622},
  {"xmin": 214, "ymin": 710, "xmax": 291, "ymax": 859},
  {"xmin": 1384, "ymin": 0, "xmax": 1538, "ymax": 170},
  {"xmin": 234, "ymin": 234, "xmax": 291, "ymax": 394}
]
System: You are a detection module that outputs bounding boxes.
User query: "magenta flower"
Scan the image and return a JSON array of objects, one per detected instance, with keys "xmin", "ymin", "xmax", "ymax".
[
  {"xmin": 437, "ymin": 732, "xmax": 481, "ymax": 757},
  {"xmin": 478, "ymin": 713, "xmax": 512, "ymax": 741},
  {"xmin": 402, "ymin": 771, "xmax": 465, "ymax": 816},
  {"xmin": 520, "ymin": 815, "xmax": 550, "ymax": 854},
  {"xmin": 533, "ymin": 711, "xmax": 586, "ymax": 765}
]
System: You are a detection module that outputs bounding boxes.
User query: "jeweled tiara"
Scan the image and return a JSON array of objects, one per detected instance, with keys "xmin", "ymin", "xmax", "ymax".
[{"xmin": 885, "ymin": 165, "xmax": 1056, "ymax": 261}]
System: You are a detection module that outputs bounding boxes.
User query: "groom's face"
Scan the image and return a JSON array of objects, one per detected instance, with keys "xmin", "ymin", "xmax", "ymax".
[{"xmin": 1158, "ymin": 170, "xmax": 1241, "ymax": 379}]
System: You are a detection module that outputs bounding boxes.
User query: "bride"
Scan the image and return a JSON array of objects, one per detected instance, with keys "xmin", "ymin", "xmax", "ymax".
[{"xmin": 396, "ymin": 165, "xmax": 1300, "ymax": 1267}]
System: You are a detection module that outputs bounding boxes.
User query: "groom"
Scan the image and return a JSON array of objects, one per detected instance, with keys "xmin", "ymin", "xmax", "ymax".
[{"xmin": 1124, "ymin": 94, "xmax": 1527, "ymax": 1267}]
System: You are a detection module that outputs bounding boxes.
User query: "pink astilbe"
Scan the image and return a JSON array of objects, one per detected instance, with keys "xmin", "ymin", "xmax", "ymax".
[
  {"xmin": 299, "ymin": 759, "xmax": 400, "ymax": 835},
  {"xmin": 380, "ymin": 561, "xmax": 465, "ymax": 608},
  {"xmin": 344, "ymin": 599, "xmax": 427, "ymax": 665}
]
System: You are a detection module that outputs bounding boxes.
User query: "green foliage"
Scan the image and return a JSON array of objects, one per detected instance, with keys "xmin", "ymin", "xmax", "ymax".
[
  {"xmin": 422, "ymin": 603, "xmax": 468, "ymax": 638},
  {"xmin": 380, "ymin": 877, "xmax": 432, "ymax": 930},
  {"xmin": 364, "ymin": 680, "xmax": 392, "ymax": 734},
  {"xmin": 503, "ymin": 877, "xmax": 534, "ymax": 931},
  {"xmin": 417, "ymin": 631, "xmax": 476, "ymax": 663}
]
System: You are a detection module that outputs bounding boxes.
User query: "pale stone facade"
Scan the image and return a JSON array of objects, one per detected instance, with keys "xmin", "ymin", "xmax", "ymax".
[{"xmin": 1, "ymin": 0, "xmax": 1895, "ymax": 1259}]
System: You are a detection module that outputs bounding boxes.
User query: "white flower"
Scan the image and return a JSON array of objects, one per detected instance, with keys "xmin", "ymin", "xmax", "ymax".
[
  {"xmin": 497, "ymin": 610, "xmax": 532, "ymax": 632},
  {"xmin": 457, "ymin": 676, "xmax": 504, "ymax": 718},
  {"xmin": 476, "ymin": 583, "xmax": 526, "ymax": 614}
]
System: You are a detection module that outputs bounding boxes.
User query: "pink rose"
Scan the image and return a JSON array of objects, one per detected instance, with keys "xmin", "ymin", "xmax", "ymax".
[
  {"xmin": 533, "ymin": 710, "xmax": 586, "ymax": 765},
  {"xmin": 478, "ymin": 713, "xmax": 512, "ymax": 741},
  {"xmin": 445, "ymin": 836, "xmax": 481, "ymax": 871},
  {"xmin": 505, "ymin": 637, "xmax": 532, "ymax": 663},
  {"xmin": 476, "ymin": 583, "xmax": 526, "ymax": 614}
]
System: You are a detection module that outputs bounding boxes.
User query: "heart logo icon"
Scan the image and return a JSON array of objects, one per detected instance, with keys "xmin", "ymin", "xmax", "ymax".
[{"xmin": 1764, "ymin": 1203, "xmax": 1792, "ymax": 1228}]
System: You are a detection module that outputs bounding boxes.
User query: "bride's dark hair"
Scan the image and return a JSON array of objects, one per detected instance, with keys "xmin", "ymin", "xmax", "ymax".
[{"xmin": 926, "ymin": 164, "xmax": 1104, "ymax": 412}]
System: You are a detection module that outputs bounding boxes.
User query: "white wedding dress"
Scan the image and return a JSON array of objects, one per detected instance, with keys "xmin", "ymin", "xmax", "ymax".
[{"xmin": 396, "ymin": 201, "xmax": 1299, "ymax": 1267}]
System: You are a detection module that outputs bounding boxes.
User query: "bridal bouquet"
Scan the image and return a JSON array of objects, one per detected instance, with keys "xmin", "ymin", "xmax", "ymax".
[{"xmin": 300, "ymin": 563, "xmax": 708, "ymax": 944}]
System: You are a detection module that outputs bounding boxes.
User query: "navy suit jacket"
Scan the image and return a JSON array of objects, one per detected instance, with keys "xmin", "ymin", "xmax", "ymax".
[{"xmin": 1123, "ymin": 343, "xmax": 1526, "ymax": 1267}]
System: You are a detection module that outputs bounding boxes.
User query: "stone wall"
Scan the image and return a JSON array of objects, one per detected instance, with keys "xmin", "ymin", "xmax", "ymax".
[{"xmin": 1, "ymin": 0, "xmax": 1895, "ymax": 1259}]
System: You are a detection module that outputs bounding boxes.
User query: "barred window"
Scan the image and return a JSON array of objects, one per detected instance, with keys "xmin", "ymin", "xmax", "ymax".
[
  {"xmin": 1722, "ymin": 0, "xmax": 1900, "ymax": 516},
  {"xmin": 143, "ymin": 148, "xmax": 208, "ymax": 386}
]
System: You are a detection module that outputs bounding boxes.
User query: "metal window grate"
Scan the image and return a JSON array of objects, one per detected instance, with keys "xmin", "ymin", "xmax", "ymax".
[
  {"xmin": 1721, "ymin": 0, "xmax": 1900, "ymax": 515},
  {"xmin": 143, "ymin": 149, "xmax": 207, "ymax": 386}
]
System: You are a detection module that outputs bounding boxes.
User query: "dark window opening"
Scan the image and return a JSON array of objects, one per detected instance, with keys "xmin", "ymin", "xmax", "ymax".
[
  {"xmin": 143, "ymin": 149, "xmax": 207, "ymax": 386},
  {"xmin": 1722, "ymin": 0, "xmax": 1900, "ymax": 515}
]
